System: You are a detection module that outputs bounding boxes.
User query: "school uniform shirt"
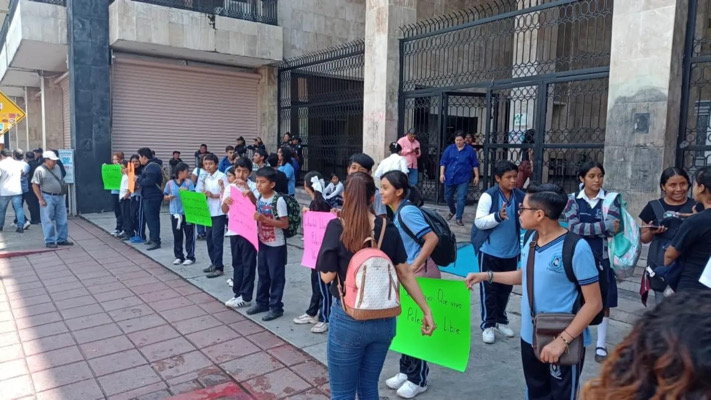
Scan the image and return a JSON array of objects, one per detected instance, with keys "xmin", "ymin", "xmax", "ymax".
[
  {"xmin": 475, "ymin": 188, "xmax": 521, "ymax": 259},
  {"xmin": 163, "ymin": 179, "xmax": 195, "ymax": 215},
  {"xmin": 324, "ymin": 182, "xmax": 344, "ymax": 201},
  {"xmin": 257, "ymin": 194, "xmax": 289, "ymax": 247},
  {"xmin": 394, "ymin": 201, "xmax": 432, "ymax": 264},
  {"xmin": 223, "ymin": 181, "xmax": 259, "ymax": 236},
  {"xmin": 196, "ymin": 170, "xmax": 227, "ymax": 217},
  {"xmin": 670, "ymin": 209, "xmax": 711, "ymax": 292},
  {"xmin": 563, "ymin": 189, "xmax": 620, "ymax": 260},
  {"xmin": 520, "ymin": 234, "xmax": 599, "ymax": 346},
  {"xmin": 119, "ymin": 174, "xmax": 130, "ymax": 199},
  {"xmin": 317, "ymin": 218, "xmax": 408, "ymax": 299},
  {"xmin": 374, "ymin": 153, "xmax": 409, "ymax": 180}
]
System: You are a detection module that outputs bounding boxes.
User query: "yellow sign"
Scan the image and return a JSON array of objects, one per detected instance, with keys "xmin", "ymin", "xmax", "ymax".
[{"xmin": 0, "ymin": 92, "xmax": 26, "ymax": 136}]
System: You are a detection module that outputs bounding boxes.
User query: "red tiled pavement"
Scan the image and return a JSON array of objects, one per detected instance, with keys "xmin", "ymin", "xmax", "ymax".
[{"xmin": 0, "ymin": 219, "xmax": 329, "ymax": 400}]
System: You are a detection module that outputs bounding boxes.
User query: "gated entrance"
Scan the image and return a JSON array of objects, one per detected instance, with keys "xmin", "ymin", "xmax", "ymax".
[
  {"xmin": 278, "ymin": 40, "xmax": 365, "ymax": 180},
  {"xmin": 679, "ymin": 0, "xmax": 711, "ymax": 175},
  {"xmin": 398, "ymin": 0, "xmax": 613, "ymax": 203}
]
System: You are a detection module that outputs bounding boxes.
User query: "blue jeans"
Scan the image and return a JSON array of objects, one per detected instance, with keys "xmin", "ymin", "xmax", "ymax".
[
  {"xmin": 445, "ymin": 182, "xmax": 469, "ymax": 221},
  {"xmin": 39, "ymin": 194, "xmax": 68, "ymax": 244},
  {"xmin": 0, "ymin": 195, "xmax": 25, "ymax": 229},
  {"xmin": 328, "ymin": 302, "xmax": 396, "ymax": 400},
  {"xmin": 408, "ymin": 168, "xmax": 418, "ymax": 186}
]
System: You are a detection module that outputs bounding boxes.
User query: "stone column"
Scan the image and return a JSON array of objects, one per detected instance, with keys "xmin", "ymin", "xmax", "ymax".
[
  {"xmin": 603, "ymin": 0, "xmax": 688, "ymax": 217},
  {"xmin": 362, "ymin": 0, "xmax": 416, "ymax": 165},
  {"xmin": 41, "ymin": 76, "xmax": 65, "ymax": 151},
  {"xmin": 67, "ymin": 0, "xmax": 112, "ymax": 213},
  {"xmin": 257, "ymin": 65, "xmax": 279, "ymax": 153}
]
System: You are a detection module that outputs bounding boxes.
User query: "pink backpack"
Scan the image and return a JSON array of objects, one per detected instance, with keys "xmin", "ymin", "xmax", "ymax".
[{"xmin": 337, "ymin": 218, "xmax": 401, "ymax": 320}]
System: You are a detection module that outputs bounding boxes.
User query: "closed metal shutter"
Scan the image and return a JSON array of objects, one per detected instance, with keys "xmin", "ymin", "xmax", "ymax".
[
  {"xmin": 111, "ymin": 58, "xmax": 260, "ymax": 166},
  {"xmin": 59, "ymin": 77, "xmax": 70, "ymax": 149}
]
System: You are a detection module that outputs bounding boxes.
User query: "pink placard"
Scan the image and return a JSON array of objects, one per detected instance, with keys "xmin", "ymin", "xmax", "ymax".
[
  {"xmin": 228, "ymin": 186, "xmax": 259, "ymax": 250},
  {"xmin": 301, "ymin": 211, "xmax": 337, "ymax": 269}
]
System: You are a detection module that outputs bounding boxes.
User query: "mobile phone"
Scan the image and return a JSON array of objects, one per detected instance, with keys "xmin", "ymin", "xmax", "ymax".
[{"xmin": 641, "ymin": 225, "xmax": 661, "ymax": 229}]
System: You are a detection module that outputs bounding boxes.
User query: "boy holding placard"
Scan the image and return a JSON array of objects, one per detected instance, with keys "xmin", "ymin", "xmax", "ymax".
[
  {"xmin": 247, "ymin": 167, "xmax": 289, "ymax": 321},
  {"xmin": 222, "ymin": 159, "xmax": 260, "ymax": 309},
  {"xmin": 164, "ymin": 162, "xmax": 196, "ymax": 266},
  {"xmin": 197, "ymin": 154, "xmax": 228, "ymax": 279}
]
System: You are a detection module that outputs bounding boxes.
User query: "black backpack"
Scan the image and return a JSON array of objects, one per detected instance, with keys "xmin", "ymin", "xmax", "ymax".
[
  {"xmin": 397, "ymin": 204, "xmax": 457, "ymax": 266},
  {"xmin": 524, "ymin": 230, "xmax": 606, "ymax": 325}
]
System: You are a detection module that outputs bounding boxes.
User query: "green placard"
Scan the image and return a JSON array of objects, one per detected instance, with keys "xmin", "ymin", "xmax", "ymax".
[
  {"xmin": 179, "ymin": 191, "xmax": 212, "ymax": 227},
  {"xmin": 390, "ymin": 278, "xmax": 471, "ymax": 372},
  {"xmin": 101, "ymin": 164, "xmax": 122, "ymax": 191}
]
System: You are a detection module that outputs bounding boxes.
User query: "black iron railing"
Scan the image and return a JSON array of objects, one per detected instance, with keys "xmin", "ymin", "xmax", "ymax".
[
  {"xmin": 114, "ymin": 0, "xmax": 278, "ymax": 26},
  {"xmin": 0, "ymin": 0, "xmax": 66, "ymax": 53}
]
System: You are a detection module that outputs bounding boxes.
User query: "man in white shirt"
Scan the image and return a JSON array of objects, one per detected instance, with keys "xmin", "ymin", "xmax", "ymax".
[
  {"xmin": 0, "ymin": 149, "xmax": 27, "ymax": 233},
  {"xmin": 197, "ymin": 154, "xmax": 229, "ymax": 278}
]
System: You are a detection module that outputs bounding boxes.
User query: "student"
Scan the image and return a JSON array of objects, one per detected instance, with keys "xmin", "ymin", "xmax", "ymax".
[
  {"xmin": 466, "ymin": 183, "xmax": 602, "ymax": 400},
  {"xmin": 197, "ymin": 154, "xmax": 228, "ymax": 278},
  {"xmin": 293, "ymin": 171, "xmax": 332, "ymax": 334},
  {"xmin": 563, "ymin": 161, "xmax": 620, "ymax": 363},
  {"xmin": 192, "ymin": 155, "xmax": 208, "ymax": 240},
  {"xmin": 639, "ymin": 167, "xmax": 696, "ymax": 304},
  {"xmin": 168, "ymin": 151, "xmax": 183, "ymax": 177},
  {"xmin": 474, "ymin": 160, "xmax": 525, "ymax": 344},
  {"xmin": 222, "ymin": 160, "xmax": 260, "ymax": 309},
  {"xmin": 110, "ymin": 152, "xmax": 125, "ymax": 236},
  {"xmin": 267, "ymin": 153, "xmax": 289, "ymax": 194},
  {"xmin": 164, "ymin": 162, "xmax": 196, "ymax": 266},
  {"xmin": 664, "ymin": 166, "xmax": 711, "ymax": 293},
  {"xmin": 380, "ymin": 170, "xmax": 440, "ymax": 399},
  {"xmin": 235, "ymin": 136, "xmax": 247, "ymax": 158},
  {"xmin": 317, "ymin": 172, "xmax": 434, "ymax": 399},
  {"xmin": 347, "ymin": 153, "xmax": 388, "ymax": 218},
  {"xmin": 278, "ymin": 147, "xmax": 296, "ymax": 196},
  {"xmin": 324, "ymin": 173, "xmax": 344, "ymax": 208},
  {"xmin": 129, "ymin": 155, "xmax": 146, "ymax": 243},
  {"xmin": 374, "ymin": 142, "xmax": 409, "ymax": 180},
  {"xmin": 219, "ymin": 146, "xmax": 235, "ymax": 173},
  {"xmin": 118, "ymin": 161, "xmax": 134, "ymax": 240},
  {"xmin": 246, "ymin": 167, "xmax": 290, "ymax": 321},
  {"xmin": 251, "ymin": 148, "xmax": 268, "ymax": 178}
]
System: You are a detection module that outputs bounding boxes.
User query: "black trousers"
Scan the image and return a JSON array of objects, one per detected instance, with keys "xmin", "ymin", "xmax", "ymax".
[
  {"xmin": 400, "ymin": 355, "xmax": 429, "ymax": 387},
  {"xmin": 305, "ymin": 269, "xmax": 333, "ymax": 323},
  {"xmin": 112, "ymin": 193, "xmax": 122, "ymax": 231},
  {"xmin": 230, "ymin": 235, "xmax": 257, "ymax": 302},
  {"xmin": 521, "ymin": 339, "xmax": 585, "ymax": 400},
  {"xmin": 131, "ymin": 197, "xmax": 145, "ymax": 240},
  {"xmin": 478, "ymin": 252, "xmax": 518, "ymax": 330},
  {"xmin": 206, "ymin": 215, "xmax": 227, "ymax": 269},
  {"xmin": 256, "ymin": 244, "xmax": 287, "ymax": 312},
  {"xmin": 25, "ymin": 190, "xmax": 41, "ymax": 224},
  {"xmin": 120, "ymin": 199, "xmax": 134, "ymax": 238},
  {"xmin": 142, "ymin": 198, "xmax": 162, "ymax": 244},
  {"xmin": 171, "ymin": 215, "xmax": 195, "ymax": 262}
]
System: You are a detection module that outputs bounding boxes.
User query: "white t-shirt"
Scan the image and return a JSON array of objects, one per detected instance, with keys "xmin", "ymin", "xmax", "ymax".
[
  {"xmin": 223, "ymin": 181, "xmax": 259, "ymax": 237},
  {"xmin": 256, "ymin": 193, "xmax": 288, "ymax": 247},
  {"xmin": 374, "ymin": 153, "xmax": 409, "ymax": 180},
  {"xmin": 0, "ymin": 158, "xmax": 24, "ymax": 196},
  {"xmin": 119, "ymin": 174, "xmax": 130, "ymax": 199},
  {"xmin": 196, "ymin": 170, "xmax": 228, "ymax": 217}
]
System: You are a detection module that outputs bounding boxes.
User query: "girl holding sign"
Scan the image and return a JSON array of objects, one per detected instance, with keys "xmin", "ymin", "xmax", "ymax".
[
  {"xmin": 163, "ymin": 162, "xmax": 196, "ymax": 266},
  {"xmin": 293, "ymin": 171, "xmax": 332, "ymax": 334},
  {"xmin": 380, "ymin": 170, "xmax": 440, "ymax": 399}
]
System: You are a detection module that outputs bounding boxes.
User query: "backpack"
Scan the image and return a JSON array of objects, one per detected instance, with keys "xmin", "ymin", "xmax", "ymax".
[
  {"xmin": 148, "ymin": 162, "xmax": 169, "ymax": 192},
  {"xmin": 337, "ymin": 218, "xmax": 401, "ymax": 320},
  {"xmin": 397, "ymin": 204, "xmax": 457, "ymax": 266},
  {"xmin": 602, "ymin": 192, "xmax": 641, "ymax": 278},
  {"xmin": 471, "ymin": 187, "xmax": 525, "ymax": 253},
  {"xmin": 270, "ymin": 194, "xmax": 302, "ymax": 238},
  {"xmin": 524, "ymin": 230, "xmax": 606, "ymax": 325}
]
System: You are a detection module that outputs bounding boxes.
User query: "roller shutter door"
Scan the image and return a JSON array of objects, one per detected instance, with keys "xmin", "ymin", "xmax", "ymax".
[{"xmin": 111, "ymin": 58, "xmax": 260, "ymax": 166}]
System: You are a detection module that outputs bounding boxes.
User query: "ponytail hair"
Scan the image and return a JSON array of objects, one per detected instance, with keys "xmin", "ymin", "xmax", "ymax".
[{"xmin": 304, "ymin": 171, "xmax": 330, "ymax": 212}]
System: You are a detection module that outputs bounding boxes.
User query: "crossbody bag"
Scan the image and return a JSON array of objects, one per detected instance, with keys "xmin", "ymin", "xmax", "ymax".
[
  {"xmin": 527, "ymin": 233, "xmax": 584, "ymax": 366},
  {"xmin": 41, "ymin": 165, "xmax": 68, "ymax": 195}
]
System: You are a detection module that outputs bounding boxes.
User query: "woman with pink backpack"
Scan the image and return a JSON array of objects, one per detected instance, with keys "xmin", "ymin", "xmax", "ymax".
[{"xmin": 316, "ymin": 172, "xmax": 435, "ymax": 400}]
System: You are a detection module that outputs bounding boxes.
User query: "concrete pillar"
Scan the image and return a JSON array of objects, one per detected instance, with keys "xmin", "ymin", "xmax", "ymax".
[
  {"xmin": 68, "ymin": 0, "xmax": 112, "ymax": 213},
  {"xmin": 25, "ymin": 88, "xmax": 43, "ymax": 151},
  {"xmin": 41, "ymin": 77, "xmax": 65, "ymax": 151},
  {"xmin": 603, "ymin": 0, "xmax": 688, "ymax": 217},
  {"xmin": 362, "ymin": 0, "xmax": 416, "ymax": 165},
  {"xmin": 257, "ymin": 65, "xmax": 278, "ymax": 153}
]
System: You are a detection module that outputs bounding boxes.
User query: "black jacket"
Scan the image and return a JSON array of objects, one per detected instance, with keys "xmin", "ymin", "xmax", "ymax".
[{"xmin": 137, "ymin": 158, "xmax": 164, "ymax": 200}]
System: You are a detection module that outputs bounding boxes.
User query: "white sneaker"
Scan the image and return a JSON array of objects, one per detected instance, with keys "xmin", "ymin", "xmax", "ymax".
[
  {"xmin": 110, "ymin": 229, "xmax": 119, "ymax": 236},
  {"xmin": 482, "ymin": 327, "xmax": 496, "ymax": 344},
  {"xmin": 22, "ymin": 221, "xmax": 30, "ymax": 230},
  {"xmin": 172, "ymin": 258, "xmax": 182, "ymax": 265},
  {"xmin": 311, "ymin": 322, "xmax": 328, "ymax": 333},
  {"xmin": 293, "ymin": 313, "xmax": 318, "ymax": 324},
  {"xmin": 225, "ymin": 296, "xmax": 250, "ymax": 308},
  {"xmin": 385, "ymin": 373, "xmax": 408, "ymax": 390},
  {"xmin": 495, "ymin": 323, "xmax": 515, "ymax": 338},
  {"xmin": 226, "ymin": 278, "xmax": 234, "ymax": 287},
  {"xmin": 10, "ymin": 223, "xmax": 16, "ymax": 228},
  {"xmin": 396, "ymin": 381, "xmax": 427, "ymax": 399},
  {"xmin": 182, "ymin": 259, "xmax": 194, "ymax": 266}
]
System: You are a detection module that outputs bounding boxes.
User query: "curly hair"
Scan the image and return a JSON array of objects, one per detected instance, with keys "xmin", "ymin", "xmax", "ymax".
[{"xmin": 580, "ymin": 291, "xmax": 711, "ymax": 400}]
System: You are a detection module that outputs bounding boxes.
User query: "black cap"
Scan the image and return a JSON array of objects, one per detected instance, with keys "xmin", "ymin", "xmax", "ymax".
[
  {"xmin": 173, "ymin": 151, "xmax": 181, "ymax": 155},
  {"xmin": 33, "ymin": 147, "xmax": 43, "ymax": 153}
]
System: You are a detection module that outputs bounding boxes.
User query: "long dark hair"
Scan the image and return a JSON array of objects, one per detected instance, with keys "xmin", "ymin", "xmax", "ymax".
[
  {"xmin": 694, "ymin": 166, "xmax": 711, "ymax": 195},
  {"xmin": 340, "ymin": 172, "xmax": 376, "ymax": 253},
  {"xmin": 279, "ymin": 146, "xmax": 293, "ymax": 166},
  {"xmin": 381, "ymin": 170, "xmax": 424, "ymax": 207},
  {"xmin": 304, "ymin": 171, "xmax": 331, "ymax": 212}
]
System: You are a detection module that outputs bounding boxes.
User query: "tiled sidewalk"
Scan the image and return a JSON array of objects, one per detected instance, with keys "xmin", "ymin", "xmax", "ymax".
[{"xmin": 0, "ymin": 219, "xmax": 329, "ymax": 400}]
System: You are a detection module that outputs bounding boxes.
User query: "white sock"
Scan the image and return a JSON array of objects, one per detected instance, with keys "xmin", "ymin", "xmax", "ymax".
[{"xmin": 596, "ymin": 317, "xmax": 609, "ymax": 354}]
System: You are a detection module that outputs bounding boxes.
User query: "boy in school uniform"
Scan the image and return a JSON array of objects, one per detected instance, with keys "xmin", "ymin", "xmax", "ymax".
[
  {"xmin": 473, "ymin": 160, "xmax": 526, "ymax": 344},
  {"xmin": 164, "ymin": 162, "xmax": 196, "ymax": 266},
  {"xmin": 222, "ymin": 158, "xmax": 260, "ymax": 309},
  {"xmin": 118, "ymin": 161, "xmax": 134, "ymax": 240},
  {"xmin": 346, "ymin": 153, "xmax": 388, "ymax": 218},
  {"xmin": 246, "ymin": 167, "xmax": 289, "ymax": 321},
  {"xmin": 198, "ymin": 154, "xmax": 228, "ymax": 278}
]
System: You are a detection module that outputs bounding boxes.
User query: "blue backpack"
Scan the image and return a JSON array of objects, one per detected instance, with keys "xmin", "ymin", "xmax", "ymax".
[{"xmin": 470, "ymin": 187, "xmax": 525, "ymax": 253}]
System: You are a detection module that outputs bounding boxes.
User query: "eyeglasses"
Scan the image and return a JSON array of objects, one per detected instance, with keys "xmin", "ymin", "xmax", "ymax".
[{"xmin": 518, "ymin": 203, "xmax": 540, "ymax": 214}]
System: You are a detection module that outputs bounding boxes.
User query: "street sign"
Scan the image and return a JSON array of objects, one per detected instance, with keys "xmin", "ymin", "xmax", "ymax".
[{"xmin": 0, "ymin": 92, "xmax": 26, "ymax": 136}]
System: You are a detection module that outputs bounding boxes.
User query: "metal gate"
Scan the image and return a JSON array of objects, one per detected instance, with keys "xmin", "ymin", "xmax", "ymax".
[
  {"xmin": 679, "ymin": 0, "xmax": 711, "ymax": 175},
  {"xmin": 278, "ymin": 40, "xmax": 364, "ymax": 180},
  {"xmin": 398, "ymin": 0, "xmax": 613, "ymax": 203}
]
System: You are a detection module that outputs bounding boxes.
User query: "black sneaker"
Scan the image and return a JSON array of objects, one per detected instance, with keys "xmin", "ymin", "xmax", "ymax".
[
  {"xmin": 46, "ymin": 243, "xmax": 58, "ymax": 249},
  {"xmin": 206, "ymin": 269, "xmax": 224, "ymax": 278},
  {"xmin": 262, "ymin": 310, "xmax": 284, "ymax": 321},
  {"xmin": 246, "ymin": 305, "xmax": 269, "ymax": 315},
  {"xmin": 146, "ymin": 244, "xmax": 161, "ymax": 251},
  {"xmin": 57, "ymin": 241, "xmax": 74, "ymax": 246},
  {"xmin": 144, "ymin": 241, "xmax": 153, "ymax": 246},
  {"xmin": 447, "ymin": 213, "xmax": 454, "ymax": 221},
  {"xmin": 15, "ymin": 227, "xmax": 24, "ymax": 234},
  {"xmin": 456, "ymin": 220, "xmax": 464, "ymax": 226},
  {"xmin": 203, "ymin": 265, "xmax": 216, "ymax": 273}
]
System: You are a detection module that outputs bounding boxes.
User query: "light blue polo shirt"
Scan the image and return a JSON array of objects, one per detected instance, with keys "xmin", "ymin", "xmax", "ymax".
[
  {"xmin": 520, "ymin": 233, "xmax": 599, "ymax": 347},
  {"xmin": 163, "ymin": 179, "xmax": 195, "ymax": 215},
  {"xmin": 394, "ymin": 202, "xmax": 432, "ymax": 264},
  {"xmin": 480, "ymin": 189, "xmax": 520, "ymax": 259}
]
